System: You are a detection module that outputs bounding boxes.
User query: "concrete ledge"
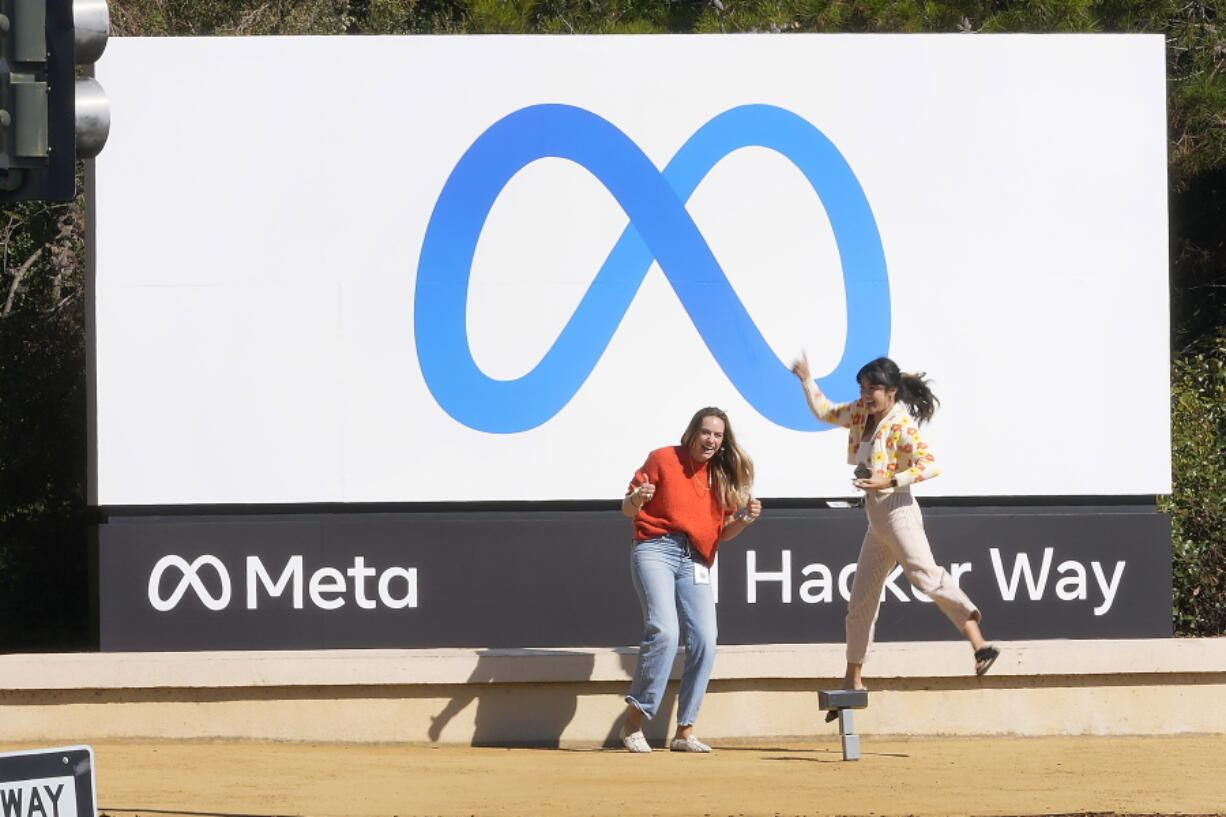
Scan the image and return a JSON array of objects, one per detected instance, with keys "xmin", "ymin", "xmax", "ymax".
[
  {"xmin": 3, "ymin": 639, "xmax": 1224, "ymax": 743},
  {"xmin": 6, "ymin": 638, "xmax": 1225, "ymax": 689}
]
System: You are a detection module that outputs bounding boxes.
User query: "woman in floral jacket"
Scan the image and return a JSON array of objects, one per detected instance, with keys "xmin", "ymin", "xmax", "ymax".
[{"xmin": 791, "ymin": 355, "xmax": 999, "ymax": 707}]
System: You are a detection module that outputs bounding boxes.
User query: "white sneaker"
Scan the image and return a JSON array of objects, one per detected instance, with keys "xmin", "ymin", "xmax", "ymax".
[
  {"xmin": 669, "ymin": 735, "xmax": 712, "ymax": 753},
  {"xmin": 621, "ymin": 730, "xmax": 651, "ymax": 753}
]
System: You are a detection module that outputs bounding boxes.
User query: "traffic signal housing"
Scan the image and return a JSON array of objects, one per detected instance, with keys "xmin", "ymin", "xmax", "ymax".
[{"xmin": 0, "ymin": 0, "xmax": 109, "ymax": 202}]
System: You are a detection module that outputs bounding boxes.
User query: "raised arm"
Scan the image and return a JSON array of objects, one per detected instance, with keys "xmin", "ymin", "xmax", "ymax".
[{"xmin": 791, "ymin": 353, "xmax": 854, "ymax": 428}]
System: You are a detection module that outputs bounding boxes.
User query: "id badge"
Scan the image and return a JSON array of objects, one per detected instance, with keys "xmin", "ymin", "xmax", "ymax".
[{"xmin": 693, "ymin": 563, "xmax": 711, "ymax": 585}]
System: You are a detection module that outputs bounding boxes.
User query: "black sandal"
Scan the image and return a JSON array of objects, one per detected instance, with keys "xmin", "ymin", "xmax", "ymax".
[{"xmin": 974, "ymin": 646, "xmax": 1000, "ymax": 676}]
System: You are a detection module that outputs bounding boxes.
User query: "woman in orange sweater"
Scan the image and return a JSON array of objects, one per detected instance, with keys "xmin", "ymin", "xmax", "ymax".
[{"xmin": 618, "ymin": 407, "xmax": 762, "ymax": 753}]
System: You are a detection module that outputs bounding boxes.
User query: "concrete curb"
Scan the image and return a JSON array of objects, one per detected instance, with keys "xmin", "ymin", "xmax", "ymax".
[
  {"xmin": 4, "ymin": 638, "xmax": 1224, "ymax": 689},
  {"xmin": 4, "ymin": 639, "xmax": 1224, "ymax": 742}
]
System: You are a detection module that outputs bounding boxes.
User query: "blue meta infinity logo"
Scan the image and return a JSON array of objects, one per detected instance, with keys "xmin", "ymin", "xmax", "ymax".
[{"xmin": 414, "ymin": 104, "xmax": 890, "ymax": 433}]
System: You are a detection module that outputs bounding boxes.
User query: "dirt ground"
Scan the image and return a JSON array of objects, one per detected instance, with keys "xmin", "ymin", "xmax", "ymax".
[{"xmin": 6, "ymin": 735, "xmax": 1225, "ymax": 817}]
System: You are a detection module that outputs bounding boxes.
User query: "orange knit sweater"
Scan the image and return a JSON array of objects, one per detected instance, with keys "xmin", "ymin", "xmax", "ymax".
[{"xmin": 629, "ymin": 446, "xmax": 727, "ymax": 564}]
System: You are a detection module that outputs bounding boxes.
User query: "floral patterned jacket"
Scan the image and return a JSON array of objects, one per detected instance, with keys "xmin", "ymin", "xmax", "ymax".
[{"xmin": 807, "ymin": 387, "xmax": 940, "ymax": 491}]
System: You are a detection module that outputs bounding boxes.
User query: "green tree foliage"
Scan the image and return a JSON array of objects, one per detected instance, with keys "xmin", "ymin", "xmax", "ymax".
[
  {"xmin": 1163, "ymin": 329, "xmax": 1226, "ymax": 635},
  {"xmin": 110, "ymin": 0, "xmax": 353, "ymax": 35},
  {"xmin": 2, "ymin": 0, "xmax": 1223, "ymax": 647}
]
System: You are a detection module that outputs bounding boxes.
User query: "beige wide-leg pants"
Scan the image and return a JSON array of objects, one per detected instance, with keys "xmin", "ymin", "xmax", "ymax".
[{"xmin": 845, "ymin": 488, "xmax": 980, "ymax": 664}]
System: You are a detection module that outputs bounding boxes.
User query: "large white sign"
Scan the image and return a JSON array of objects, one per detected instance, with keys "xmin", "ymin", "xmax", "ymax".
[{"xmin": 92, "ymin": 34, "xmax": 1170, "ymax": 504}]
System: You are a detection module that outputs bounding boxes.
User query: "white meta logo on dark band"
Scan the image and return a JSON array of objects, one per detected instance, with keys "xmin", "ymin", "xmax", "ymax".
[
  {"xmin": 148, "ymin": 554, "xmax": 232, "ymax": 611},
  {"xmin": 147, "ymin": 554, "xmax": 418, "ymax": 612}
]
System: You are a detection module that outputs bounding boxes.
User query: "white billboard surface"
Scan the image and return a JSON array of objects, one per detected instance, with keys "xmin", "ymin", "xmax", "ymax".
[{"xmin": 93, "ymin": 34, "xmax": 1170, "ymax": 504}]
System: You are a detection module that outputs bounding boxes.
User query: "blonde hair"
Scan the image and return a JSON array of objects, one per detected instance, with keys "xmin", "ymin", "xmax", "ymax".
[{"xmin": 680, "ymin": 407, "xmax": 754, "ymax": 511}]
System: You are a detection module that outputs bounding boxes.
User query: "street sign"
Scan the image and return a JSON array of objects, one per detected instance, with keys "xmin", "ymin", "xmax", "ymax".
[{"xmin": 0, "ymin": 746, "xmax": 96, "ymax": 817}]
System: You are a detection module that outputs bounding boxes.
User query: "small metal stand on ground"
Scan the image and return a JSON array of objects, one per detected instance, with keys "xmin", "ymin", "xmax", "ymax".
[{"xmin": 818, "ymin": 689, "xmax": 869, "ymax": 761}]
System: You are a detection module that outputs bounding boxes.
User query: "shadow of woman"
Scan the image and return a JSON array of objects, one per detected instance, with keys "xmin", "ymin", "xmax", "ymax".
[{"xmin": 428, "ymin": 648, "xmax": 596, "ymax": 748}]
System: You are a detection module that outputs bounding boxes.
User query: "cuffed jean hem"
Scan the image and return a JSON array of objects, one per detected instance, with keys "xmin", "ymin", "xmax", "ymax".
[
  {"xmin": 624, "ymin": 664, "xmax": 701, "ymax": 725},
  {"xmin": 625, "ymin": 694, "xmax": 693, "ymax": 728}
]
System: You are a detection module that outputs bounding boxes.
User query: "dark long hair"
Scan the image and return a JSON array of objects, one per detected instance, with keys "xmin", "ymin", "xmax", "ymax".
[
  {"xmin": 857, "ymin": 357, "xmax": 939, "ymax": 425},
  {"xmin": 680, "ymin": 406, "xmax": 754, "ymax": 510}
]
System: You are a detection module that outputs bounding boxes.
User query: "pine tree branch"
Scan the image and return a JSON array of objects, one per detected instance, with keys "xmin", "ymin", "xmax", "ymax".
[{"xmin": 4, "ymin": 247, "xmax": 43, "ymax": 318}]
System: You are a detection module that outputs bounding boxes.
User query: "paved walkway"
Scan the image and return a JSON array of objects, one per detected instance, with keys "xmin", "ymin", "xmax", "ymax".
[{"xmin": 7, "ymin": 735, "xmax": 1223, "ymax": 817}]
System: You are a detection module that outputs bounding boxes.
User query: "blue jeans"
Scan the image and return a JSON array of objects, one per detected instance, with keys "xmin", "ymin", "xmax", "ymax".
[{"xmin": 624, "ymin": 533, "xmax": 718, "ymax": 727}]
